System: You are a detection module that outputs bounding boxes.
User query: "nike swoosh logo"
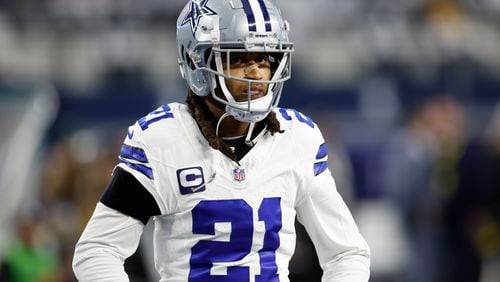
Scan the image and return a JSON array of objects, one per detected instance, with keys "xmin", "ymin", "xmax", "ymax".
[
  {"xmin": 191, "ymin": 185, "xmax": 205, "ymax": 192},
  {"xmin": 127, "ymin": 129, "xmax": 134, "ymax": 139}
]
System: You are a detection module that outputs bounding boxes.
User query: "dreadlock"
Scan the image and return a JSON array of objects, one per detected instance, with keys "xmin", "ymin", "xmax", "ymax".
[{"xmin": 186, "ymin": 90, "xmax": 284, "ymax": 161}]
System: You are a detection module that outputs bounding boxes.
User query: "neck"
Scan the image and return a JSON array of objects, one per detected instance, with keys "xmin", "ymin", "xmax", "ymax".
[{"xmin": 205, "ymin": 96, "xmax": 250, "ymax": 137}]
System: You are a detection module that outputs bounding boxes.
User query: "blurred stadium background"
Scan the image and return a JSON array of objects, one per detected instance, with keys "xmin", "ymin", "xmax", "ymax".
[{"xmin": 0, "ymin": 0, "xmax": 499, "ymax": 281}]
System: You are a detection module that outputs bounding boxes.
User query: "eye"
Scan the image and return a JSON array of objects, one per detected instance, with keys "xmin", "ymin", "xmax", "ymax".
[
  {"xmin": 256, "ymin": 55, "xmax": 269, "ymax": 64},
  {"xmin": 230, "ymin": 56, "xmax": 244, "ymax": 65}
]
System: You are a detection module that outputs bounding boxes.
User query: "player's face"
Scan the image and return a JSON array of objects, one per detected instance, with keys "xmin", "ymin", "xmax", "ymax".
[{"xmin": 220, "ymin": 52, "xmax": 272, "ymax": 102}]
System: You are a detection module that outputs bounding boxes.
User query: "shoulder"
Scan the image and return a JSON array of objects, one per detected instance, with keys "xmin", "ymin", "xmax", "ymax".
[
  {"xmin": 128, "ymin": 102, "xmax": 192, "ymax": 147},
  {"xmin": 274, "ymin": 107, "xmax": 322, "ymax": 144},
  {"xmin": 136, "ymin": 102, "xmax": 188, "ymax": 134},
  {"xmin": 274, "ymin": 107, "xmax": 329, "ymax": 176},
  {"xmin": 117, "ymin": 103, "xmax": 192, "ymax": 214},
  {"xmin": 121, "ymin": 102, "xmax": 197, "ymax": 170}
]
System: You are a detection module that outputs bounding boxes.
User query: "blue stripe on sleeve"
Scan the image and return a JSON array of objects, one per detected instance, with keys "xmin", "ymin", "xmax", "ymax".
[
  {"xmin": 119, "ymin": 159, "xmax": 154, "ymax": 180},
  {"xmin": 120, "ymin": 144, "xmax": 148, "ymax": 163},
  {"xmin": 257, "ymin": 0, "xmax": 272, "ymax": 31},
  {"xmin": 313, "ymin": 161, "xmax": 328, "ymax": 176},
  {"xmin": 241, "ymin": 0, "xmax": 257, "ymax": 31},
  {"xmin": 315, "ymin": 143, "xmax": 328, "ymax": 160}
]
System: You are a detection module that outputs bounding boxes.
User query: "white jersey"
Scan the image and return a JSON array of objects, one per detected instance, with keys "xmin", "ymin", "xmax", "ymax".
[{"xmin": 73, "ymin": 103, "xmax": 370, "ymax": 282}]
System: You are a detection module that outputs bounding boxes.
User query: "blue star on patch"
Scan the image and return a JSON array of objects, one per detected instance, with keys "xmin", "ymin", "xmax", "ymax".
[{"xmin": 182, "ymin": 0, "xmax": 217, "ymax": 35}]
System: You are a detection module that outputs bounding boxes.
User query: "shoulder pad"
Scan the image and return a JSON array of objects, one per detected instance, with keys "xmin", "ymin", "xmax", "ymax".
[
  {"xmin": 276, "ymin": 108, "xmax": 316, "ymax": 129},
  {"xmin": 275, "ymin": 108, "xmax": 329, "ymax": 176},
  {"xmin": 137, "ymin": 104, "xmax": 176, "ymax": 131}
]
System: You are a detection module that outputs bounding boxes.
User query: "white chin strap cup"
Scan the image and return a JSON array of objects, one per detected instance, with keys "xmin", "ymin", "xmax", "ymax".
[
  {"xmin": 226, "ymin": 105, "xmax": 269, "ymax": 123},
  {"xmin": 225, "ymin": 92, "xmax": 274, "ymax": 123}
]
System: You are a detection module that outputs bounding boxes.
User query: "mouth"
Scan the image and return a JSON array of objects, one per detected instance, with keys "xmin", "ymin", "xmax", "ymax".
[
  {"xmin": 245, "ymin": 90, "xmax": 265, "ymax": 100},
  {"xmin": 242, "ymin": 86, "xmax": 266, "ymax": 100}
]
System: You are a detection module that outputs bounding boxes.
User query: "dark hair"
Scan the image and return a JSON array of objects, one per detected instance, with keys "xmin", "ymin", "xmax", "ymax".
[{"xmin": 186, "ymin": 90, "xmax": 283, "ymax": 161}]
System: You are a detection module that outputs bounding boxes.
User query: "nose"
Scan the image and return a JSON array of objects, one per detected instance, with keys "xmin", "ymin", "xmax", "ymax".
[{"xmin": 243, "ymin": 63, "xmax": 263, "ymax": 80}]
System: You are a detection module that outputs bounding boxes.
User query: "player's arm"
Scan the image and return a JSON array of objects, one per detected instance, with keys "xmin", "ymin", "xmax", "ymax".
[
  {"xmin": 72, "ymin": 204, "xmax": 143, "ymax": 282},
  {"xmin": 296, "ymin": 171, "xmax": 370, "ymax": 281},
  {"xmin": 73, "ymin": 167, "xmax": 161, "ymax": 281},
  {"xmin": 294, "ymin": 125, "xmax": 370, "ymax": 281}
]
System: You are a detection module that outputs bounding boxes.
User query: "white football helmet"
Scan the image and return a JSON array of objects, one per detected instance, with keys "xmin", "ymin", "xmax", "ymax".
[{"xmin": 177, "ymin": 0, "xmax": 293, "ymax": 123}]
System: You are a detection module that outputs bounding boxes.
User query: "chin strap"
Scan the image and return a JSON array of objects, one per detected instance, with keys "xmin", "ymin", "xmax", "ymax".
[
  {"xmin": 215, "ymin": 112, "xmax": 231, "ymax": 137},
  {"xmin": 245, "ymin": 122, "xmax": 267, "ymax": 147},
  {"xmin": 244, "ymin": 122, "xmax": 256, "ymax": 146}
]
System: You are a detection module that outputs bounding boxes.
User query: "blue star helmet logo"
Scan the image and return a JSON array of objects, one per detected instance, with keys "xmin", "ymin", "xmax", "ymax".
[{"xmin": 182, "ymin": 0, "xmax": 217, "ymax": 35}]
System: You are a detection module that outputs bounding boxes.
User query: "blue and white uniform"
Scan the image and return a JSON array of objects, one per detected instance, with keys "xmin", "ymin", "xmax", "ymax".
[{"xmin": 73, "ymin": 103, "xmax": 370, "ymax": 282}]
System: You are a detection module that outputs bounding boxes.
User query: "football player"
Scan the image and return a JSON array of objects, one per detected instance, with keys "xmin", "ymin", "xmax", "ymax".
[{"xmin": 72, "ymin": 0, "xmax": 370, "ymax": 281}]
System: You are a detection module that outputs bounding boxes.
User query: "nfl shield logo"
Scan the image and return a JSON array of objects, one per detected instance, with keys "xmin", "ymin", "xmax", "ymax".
[{"xmin": 233, "ymin": 167, "xmax": 246, "ymax": 182}]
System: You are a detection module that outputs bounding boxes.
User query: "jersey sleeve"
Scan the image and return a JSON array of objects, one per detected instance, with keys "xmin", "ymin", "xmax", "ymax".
[
  {"xmin": 292, "ymin": 117, "xmax": 371, "ymax": 281},
  {"xmin": 114, "ymin": 122, "xmax": 168, "ymax": 214},
  {"xmin": 73, "ymin": 203, "xmax": 144, "ymax": 281},
  {"xmin": 100, "ymin": 167, "xmax": 161, "ymax": 225}
]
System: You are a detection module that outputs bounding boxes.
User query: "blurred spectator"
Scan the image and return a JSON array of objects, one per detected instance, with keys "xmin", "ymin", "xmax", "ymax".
[
  {"xmin": 36, "ymin": 129, "xmax": 126, "ymax": 280},
  {"xmin": 445, "ymin": 101, "xmax": 500, "ymax": 282},
  {"xmin": 0, "ymin": 212, "xmax": 59, "ymax": 282},
  {"xmin": 0, "ymin": 83, "xmax": 57, "ymax": 263},
  {"xmin": 380, "ymin": 94, "xmax": 467, "ymax": 282}
]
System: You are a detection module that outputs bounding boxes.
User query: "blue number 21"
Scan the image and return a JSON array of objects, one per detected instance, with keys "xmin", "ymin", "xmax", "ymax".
[{"xmin": 189, "ymin": 198, "xmax": 282, "ymax": 282}]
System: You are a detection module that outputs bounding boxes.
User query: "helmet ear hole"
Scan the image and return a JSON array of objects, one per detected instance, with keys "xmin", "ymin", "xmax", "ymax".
[
  {"xmin": 186, "ymin": 54, "xmax": 196, "ymax": 71},
  {"xmin": 180, "ymin": 45, "xmax": 186, "ymax": 61}
]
